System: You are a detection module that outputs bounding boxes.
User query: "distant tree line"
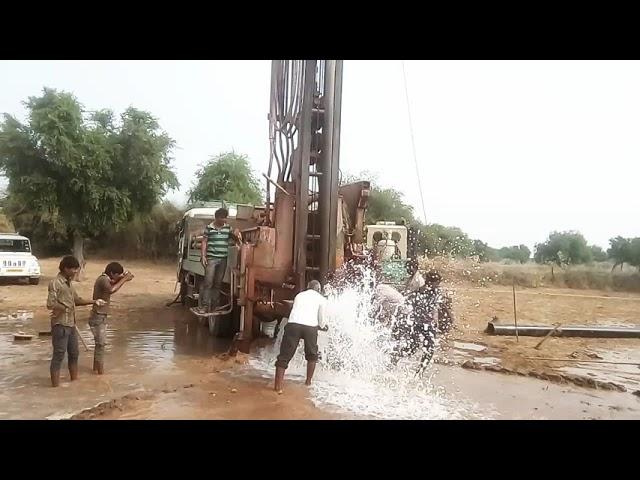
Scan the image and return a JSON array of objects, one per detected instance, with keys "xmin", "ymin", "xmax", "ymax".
[
  {"xmin": 0, "ymin": 86, "xmax": 635, "ymax": 273},
  {"xmin": 341, "ymin": 170, "xmax": 639, "ymax": 270}
]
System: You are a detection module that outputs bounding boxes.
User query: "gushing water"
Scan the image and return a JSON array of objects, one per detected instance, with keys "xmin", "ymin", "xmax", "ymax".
[{"xmin": 250, "ymin": 264, "xmax": 482, "ymax": 419}]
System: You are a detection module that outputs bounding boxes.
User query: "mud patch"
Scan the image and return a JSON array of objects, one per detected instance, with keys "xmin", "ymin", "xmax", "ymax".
[
  {"xmin": 71, "ymin": 391, "xmax": 156, "ymax": 419},
  {"xmin": 453, "ymin": 341, "xmax": 487, "ymax": 352},
  {"xmin": 460, "ymin": 360, "xmax": 628, "ymax": 392}
]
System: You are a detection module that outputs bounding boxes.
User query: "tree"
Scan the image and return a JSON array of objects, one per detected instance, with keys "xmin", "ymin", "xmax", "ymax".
[
  {"xmin": 607, "ymin": 236, "xmax": 631, "ymax": 271},
  {"xmin": 0, "ymin": 88, "xmax": 178, "ymax": 274},
  {"xmin": 419, "ymin": 223, "xmax": 474, "ymax": 258},
  {"xmin": 534, "ymin": 231, "xmax": 592, "ymax": 277},
  {"xmin": 340, "ymin": 170, "xmax": 416, "ymax": 225},
  {"xmin": 628, "ymin": 238, "xmax": 640, "ymax": 272},
  {"xmin": 472, "ymin": 239, "xmax": 499, "ymax": 262},
  {"xmin": 93, "ymin": 201, "xmax": 184, "ymax": 260},
  {"xmin": 498, "ymin": 245, "xmax": 531, "ymax": 264},
  {"xmin": 366, "ymin": 187, "xmax": 416, "ymax": 225},
  {"xmin": 342, "ymin": 169, "xmax": 491, "ymax": 259},
  {"xmin": 589, "ymin": 245, "xmax": 608, "ymax": 263},
  {"xmin": 188, "ymin": 152, "xmax": 262, "ymax": 205}
]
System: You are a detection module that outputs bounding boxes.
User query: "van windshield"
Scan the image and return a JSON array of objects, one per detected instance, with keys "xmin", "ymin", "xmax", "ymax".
[{"xmin": 0, "ymin": 239, "xmax": 31, "ymax": 253}]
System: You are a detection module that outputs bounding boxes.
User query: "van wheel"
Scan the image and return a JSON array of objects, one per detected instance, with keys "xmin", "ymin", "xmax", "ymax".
[{"xmin": 29, "ymin": 278, "xmax": 40, "ymax": 285}]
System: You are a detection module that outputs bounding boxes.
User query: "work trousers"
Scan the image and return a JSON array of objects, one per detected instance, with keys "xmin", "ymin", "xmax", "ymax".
[
  {"xmin": 51, "ymin": 324, "xmax": 79, "ymax": 372},
  {"xmin": 200, "ymin": 257, "xmax": 227, "ymax": 311}
]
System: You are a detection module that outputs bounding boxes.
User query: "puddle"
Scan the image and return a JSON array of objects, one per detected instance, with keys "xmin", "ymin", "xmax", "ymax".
[
  {"xmin": 0, "ymin": 304, "xmax": 232, "ymax": 418},
  {"xmin": 472, "ymin": 356, "xmax": 501, "ymax": 366},
  {"xmin": 453, "ymin": 341, "xmax": 487, "ymax": 352},
  {"xmin": 560, "ymin": 346, "xmax": 640, "ymax": 392},
  {"xmin": 45, "ymin": 412, "xmax": 74, "ymax": 420}
]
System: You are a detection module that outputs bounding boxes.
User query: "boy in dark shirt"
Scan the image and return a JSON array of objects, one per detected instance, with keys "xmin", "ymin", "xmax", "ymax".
[{"xmin": 89, "ymin": 262, "xmax": 134, "ymax": 374}]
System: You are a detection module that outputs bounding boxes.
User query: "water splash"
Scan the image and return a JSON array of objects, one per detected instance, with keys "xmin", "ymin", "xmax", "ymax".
[{"xmin": 250, "ymin": 263, "xmax": 482, "ymax": 419}]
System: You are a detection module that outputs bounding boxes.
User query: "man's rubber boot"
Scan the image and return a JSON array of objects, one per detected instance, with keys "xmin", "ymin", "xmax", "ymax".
[
  {"xmin": 69, "ymin": 363, "xmax": 79, "ymax": 381},
  {"xmin": 51, "ymin": 369, "xmax": 60, "ymax": 388},
  {"xmin": 96, "ymin": 361, "xmax": 104, "ymax": 375},
  {"xmin": 305, "ymin": 361, "xmax": 316, "ymax": 386},
  {"xmin": 274, "ymin": 367, "xmax": 286, "ymax": 394}
]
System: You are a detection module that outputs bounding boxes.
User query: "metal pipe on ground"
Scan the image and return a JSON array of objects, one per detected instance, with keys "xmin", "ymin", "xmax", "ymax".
[{"xmin": 486, "ymin": 321, "xmax": 640, "ymax": 339}]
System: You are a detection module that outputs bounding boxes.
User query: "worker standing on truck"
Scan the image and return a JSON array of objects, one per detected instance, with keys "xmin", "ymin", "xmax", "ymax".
[
  {"xmin": 274, "ymin": 280, "xmax": 328, "ymax": 394},
  {"xmin": 89, "ymin": 262, "xmax": 134, "ymax": 375},
  {"xmin": 46, "ymin": 256, "xmax": 105, "ymax": 387},
  {"xmin": 198, "ymin": 208, "xmax": 242, "ymax": 314}
]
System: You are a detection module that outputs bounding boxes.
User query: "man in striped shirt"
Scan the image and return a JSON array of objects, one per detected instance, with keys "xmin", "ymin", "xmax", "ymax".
[{"xmin": 198, "ymin": 208, "xmax": 241, "ymax": 313}]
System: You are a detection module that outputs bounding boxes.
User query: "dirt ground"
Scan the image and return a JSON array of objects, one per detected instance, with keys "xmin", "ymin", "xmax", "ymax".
[
  {"xmin": 1, "ymin": 258, "xmax": 639, "ymax": 420},
  {"xmin": 0, "ymin": 258, "xmax": 330, "ymax": 420},
  {"xmin": 450, "ymin": 283, "xmax": 640, "ymax": 392}
]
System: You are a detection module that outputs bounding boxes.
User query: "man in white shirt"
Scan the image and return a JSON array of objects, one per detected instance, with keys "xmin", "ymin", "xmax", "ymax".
[{"xmin": 274, "ymin": 280, "xmax": 327, "ymax": 394}]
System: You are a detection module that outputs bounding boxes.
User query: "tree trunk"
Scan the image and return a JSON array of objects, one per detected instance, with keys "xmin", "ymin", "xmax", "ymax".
[
  {"xmin": 72, "ymin": 232, "xmax": 86, "ymax": 281},
  {"xmin": 551, "ymin": 265, "xmax": 555, "ymax": 281}
]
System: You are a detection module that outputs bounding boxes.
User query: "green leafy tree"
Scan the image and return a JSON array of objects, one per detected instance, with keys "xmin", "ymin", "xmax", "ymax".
[
  {"xmin": 535, "ymin": 231, "xmax": 592, "ymax": 277},
  {"xmin": 93, "ymin": 201, "xmax": 184, "ymax": 260},
  {"xmin": 628, "ymin": 238, "xmax": 640, "ymax": 272},
  {"xmin": 0, "ymin": 88, "xmax": 178, "ymax": 273},
  {"xmin": 188, "ymin": 152, "xmax": 262, "ymax": 206},
  {"xmin": 607, "ymin": 236, "xmax": 631, "ymax": 271},
  {"xmin": 589, "ymin": 245, "xmax": 608, "ymax": 263},
  {"xmin": 340, "ymin": 170, "xmax": 416, "ymax": 225},
  {"xmin": 472, "ymin": 239, "xmax": 499, "ymax": 262},
  {"xmin": 419, "ymin": 223, "xmax": 474, "ymax": 258},
  {"xmin": 366, "ymin": 187, "xmax": 416, "ymax": 225},
  {"xmin": 498, "ymin": 245, "xmax": 531, "ymax": 264},
  {"xmin": 342, "ymin": 170, "xmax": 476, "ymax": 259}
]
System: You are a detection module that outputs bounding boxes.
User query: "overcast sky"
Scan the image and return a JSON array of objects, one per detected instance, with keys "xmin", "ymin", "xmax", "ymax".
[{"xmin": 1, "ymin": 60, "xmax": 639, "ymax": 251}]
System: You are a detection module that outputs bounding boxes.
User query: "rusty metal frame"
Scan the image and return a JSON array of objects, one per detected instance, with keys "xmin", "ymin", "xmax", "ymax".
[{"xmin": 293, "ymin": 60, "xmax": 316, "ymax": 291}]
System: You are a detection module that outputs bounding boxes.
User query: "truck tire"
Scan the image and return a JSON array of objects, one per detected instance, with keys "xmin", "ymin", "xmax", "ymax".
[{"xmin": 29, "ymin": 278, "xmax": 40, "ymax": 285}]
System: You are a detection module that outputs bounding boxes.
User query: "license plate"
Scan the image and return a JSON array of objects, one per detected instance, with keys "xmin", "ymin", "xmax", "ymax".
[{"xmin": 7, "ymin": 269, "xmax": 23, "ymax": 272}]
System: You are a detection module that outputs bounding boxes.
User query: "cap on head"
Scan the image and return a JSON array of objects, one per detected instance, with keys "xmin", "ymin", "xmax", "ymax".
[{"xmin": 307, "ymin": 280, "xmax": 322, "ymax": 293}]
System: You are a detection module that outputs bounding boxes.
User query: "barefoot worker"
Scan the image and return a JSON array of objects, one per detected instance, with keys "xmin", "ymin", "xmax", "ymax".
[
  {"xmin": 274, "ymin": 280, "xmax": 328, "ymax": 394},
  {"xmin": 89, "ymin": 262, "xmax": 134, "ymax": 374},
  {"xmin": 46, "ymin": 256, "xmax": 105, "ymax": 387}
]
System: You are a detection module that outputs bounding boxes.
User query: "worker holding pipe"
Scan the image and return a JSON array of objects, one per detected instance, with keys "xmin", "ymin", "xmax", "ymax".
[
  {"xmin": 46, "ymin": 256, "xmax": 105, "ymax": 387},
  {"xmin": 89, "ymin": 262, "xmax": 134, "ymax": 375},
  {"xmin": 274, "ymin": 280, "xmax": 328, "ymax": 394}
]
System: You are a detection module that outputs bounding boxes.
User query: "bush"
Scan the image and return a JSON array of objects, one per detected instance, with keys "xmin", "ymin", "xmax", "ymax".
[{"xmin": 87, "ymin": 201, "xmax": 183, "ymax": 261}]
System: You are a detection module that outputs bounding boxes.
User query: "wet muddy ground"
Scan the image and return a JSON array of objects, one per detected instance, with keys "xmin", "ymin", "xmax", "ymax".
[{"xmin": 0, "ymin": 259, "xmax": 639, "ymax": 420}]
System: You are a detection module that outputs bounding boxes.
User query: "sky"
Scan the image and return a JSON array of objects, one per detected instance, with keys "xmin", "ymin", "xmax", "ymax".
[{"xmin": 1, "ymin": 60, "xmax": 639, "ymax": 251}]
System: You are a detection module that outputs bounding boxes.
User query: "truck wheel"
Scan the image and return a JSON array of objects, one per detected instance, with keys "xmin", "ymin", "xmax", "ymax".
[{"xmin": 29, "ymin": 278, "xmax": 40, "ymax": 285}]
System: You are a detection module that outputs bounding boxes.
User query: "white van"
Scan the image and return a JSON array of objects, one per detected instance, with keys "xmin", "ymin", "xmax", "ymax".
[{"xmin": 0, "ymin": 233, "xmax": 41, "ymax": 284}]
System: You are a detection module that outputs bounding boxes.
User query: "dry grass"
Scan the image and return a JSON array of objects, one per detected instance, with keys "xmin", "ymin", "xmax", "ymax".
[{"xmin": 418, "ymin": 256, "xmax": 640, "ymax": 293}]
